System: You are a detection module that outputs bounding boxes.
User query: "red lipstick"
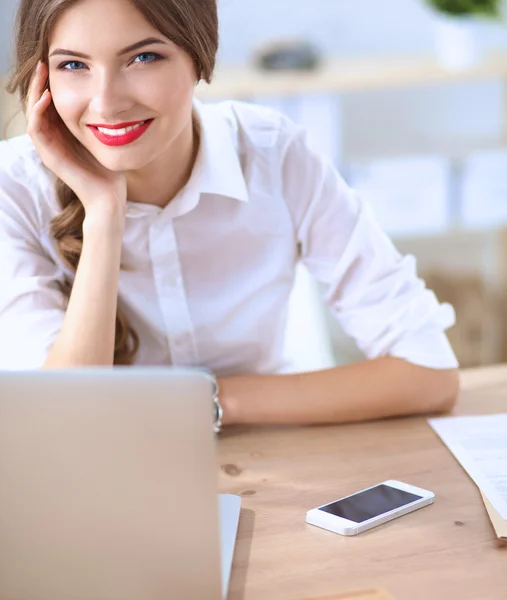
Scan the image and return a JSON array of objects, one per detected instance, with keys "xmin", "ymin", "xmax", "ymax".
[{"xmin": 88, "ymin": 119, "xmax": 153, "ymax": 147}]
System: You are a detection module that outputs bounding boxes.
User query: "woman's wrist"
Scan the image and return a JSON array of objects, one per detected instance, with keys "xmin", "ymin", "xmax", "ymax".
[
  {"xmin": 83, "ymin": 204, "xmax": 126, "ymax": 238},
  {"xmin": 217, "ymin": 377, "xmax": 241, "ymax": 427}
]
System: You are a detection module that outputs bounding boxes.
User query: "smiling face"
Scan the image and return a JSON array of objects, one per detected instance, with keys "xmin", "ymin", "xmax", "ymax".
[{"xmin": 47, "ymin": 0, "xmax": 198, "ymax": 173}]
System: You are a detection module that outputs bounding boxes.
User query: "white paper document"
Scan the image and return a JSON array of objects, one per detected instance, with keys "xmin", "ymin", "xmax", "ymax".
[{"xmin": 429, "ymin": 414, "xmax": 507, "ymax": 519}]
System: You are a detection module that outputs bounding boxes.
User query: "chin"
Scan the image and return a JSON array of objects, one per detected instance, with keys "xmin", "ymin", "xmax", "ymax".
[{"xmin": 94, "ymin": 150, "xmax": 152, "ymax": 173}]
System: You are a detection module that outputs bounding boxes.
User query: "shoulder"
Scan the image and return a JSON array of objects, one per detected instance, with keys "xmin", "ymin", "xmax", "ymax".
[
  {"xmin": 0, "ymin": 135, "xmax": 57, "ymax": 231},
  {"xmin": 197, "ymin": 99, "xmax": 302, "ymax": 154},
  {"xmin": 0, "ymin": 134, "xmax": 44, "ymax": 180}
]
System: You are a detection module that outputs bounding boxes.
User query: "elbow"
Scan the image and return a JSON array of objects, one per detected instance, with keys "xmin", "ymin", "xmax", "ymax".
[
  {"xmin": 428, "ymin": 368, "xmax": 460, "ymax": 414},
  {"xmin": 397, "ymin": 359, "xmax": 460, "ymax": 416}
]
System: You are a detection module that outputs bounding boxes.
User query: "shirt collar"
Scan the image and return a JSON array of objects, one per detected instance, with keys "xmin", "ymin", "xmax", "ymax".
[{"xmin": 192, "ymin": 99, "xmax": 249, "ymax": 203}]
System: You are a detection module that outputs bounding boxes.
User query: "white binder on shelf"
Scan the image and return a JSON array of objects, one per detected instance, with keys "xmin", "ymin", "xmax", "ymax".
[
  {"xmin": 346, "ymin": 154, "xmax": 451, "ymax": 237},
  {"xmin": 461, "ymin": 149, "xmax": 507, "ymax": 229}
]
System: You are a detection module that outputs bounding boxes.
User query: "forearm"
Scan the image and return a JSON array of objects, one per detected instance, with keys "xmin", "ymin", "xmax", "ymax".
[
  {"xmin": 219, "ymin": 357, "xmax": 460, "ymax": 426},
  {"xmin": 43, "ymin": 211, "xmax": 124, "ymax": 368}
]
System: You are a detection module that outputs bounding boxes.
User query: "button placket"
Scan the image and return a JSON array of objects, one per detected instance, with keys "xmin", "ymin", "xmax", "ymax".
[{"xmin": 149, "ymin": 218, "xmax": 199, "ymax": 366}]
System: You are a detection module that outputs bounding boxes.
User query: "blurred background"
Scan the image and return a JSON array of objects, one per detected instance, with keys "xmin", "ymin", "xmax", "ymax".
[{"xmin": 2, "ymin": 0, "xmax": 507, "ymax": 371}]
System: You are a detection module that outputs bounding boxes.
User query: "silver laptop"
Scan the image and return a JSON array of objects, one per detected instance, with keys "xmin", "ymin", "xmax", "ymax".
[{"xmin": 0, "ymin": 368, "xmax": 240, "ymax": 600}]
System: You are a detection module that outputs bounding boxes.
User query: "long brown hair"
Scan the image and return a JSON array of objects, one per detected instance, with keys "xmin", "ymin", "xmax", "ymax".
[{"xmin": 7, "ymin": 0, "xmax": 219, "ymax": 365}]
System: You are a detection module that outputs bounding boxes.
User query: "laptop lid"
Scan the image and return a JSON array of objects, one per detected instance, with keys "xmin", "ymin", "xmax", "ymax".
[
  {"xmin": 0, "ymin": 368, "xmax": 223, "ymax": 600},
  {"xmin": 219, "ymin": 494, "xmax": 241, "ymax": 598}
]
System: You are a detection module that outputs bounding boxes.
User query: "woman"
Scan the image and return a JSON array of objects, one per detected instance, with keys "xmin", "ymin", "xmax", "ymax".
[{"xmin": 0, "ymin": 0, "xmax": 459, "ymax": 428}]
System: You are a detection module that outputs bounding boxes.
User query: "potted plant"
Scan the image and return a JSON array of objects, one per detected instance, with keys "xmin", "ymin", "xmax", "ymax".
[{"xmin": 427, "ymin": 0, "xmax": 504, "ymax": 69}]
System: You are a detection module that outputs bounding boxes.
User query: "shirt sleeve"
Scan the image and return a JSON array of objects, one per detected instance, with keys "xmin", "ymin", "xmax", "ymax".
[
  {"xmin": 281, "ymin": 123, "xmax": 458, "ymax": 370},
  {"xmin": 0, "ymin": 163, "xmax": 66, "ymax": 370}
]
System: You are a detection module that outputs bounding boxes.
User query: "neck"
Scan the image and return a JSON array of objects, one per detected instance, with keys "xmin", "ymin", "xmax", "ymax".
[{"xmin": 125, "ymin": 116, "xmax": 199, "ymax": 209}]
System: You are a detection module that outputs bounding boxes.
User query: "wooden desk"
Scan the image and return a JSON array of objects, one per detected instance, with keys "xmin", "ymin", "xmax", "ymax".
[{"xmin": 219, "ymin": 365, "xmax": 507, "ymax": 600}]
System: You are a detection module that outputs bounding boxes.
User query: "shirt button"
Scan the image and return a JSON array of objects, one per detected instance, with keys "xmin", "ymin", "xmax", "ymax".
[{"xmin": 166, "ymin": 275, "xmax": 180, "ymax": 287}]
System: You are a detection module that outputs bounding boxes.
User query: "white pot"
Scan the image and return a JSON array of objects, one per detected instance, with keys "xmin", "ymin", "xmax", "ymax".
[{"xmin": 433, "ymin": 14, "xmax": 483, "ymax": 70}]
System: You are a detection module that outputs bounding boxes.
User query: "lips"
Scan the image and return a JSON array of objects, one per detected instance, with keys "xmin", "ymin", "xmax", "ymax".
[{"xmin": 88, "ymin": 119, "xmax": 154, "ymax": 147}]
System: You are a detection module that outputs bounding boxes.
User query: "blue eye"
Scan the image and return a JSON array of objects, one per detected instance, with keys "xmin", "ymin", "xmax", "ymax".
[
  {"xmin": 133, "ymin": 52, "xmax": 162, "ymax": 65},
  {"xmin": 59, "ymin": 61, "xmax": 86, "ymax": 71}
]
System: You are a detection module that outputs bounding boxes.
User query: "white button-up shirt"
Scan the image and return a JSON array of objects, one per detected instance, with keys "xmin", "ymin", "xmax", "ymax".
[{"xmin": 0, "ymin": 100, "xmax": 458, "ymax": 373}]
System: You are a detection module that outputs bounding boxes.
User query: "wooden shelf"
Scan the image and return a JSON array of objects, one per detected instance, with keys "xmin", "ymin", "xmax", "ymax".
[{"xmin": 196, "ymin": 52, "xmax": 507, "ymax": 101}]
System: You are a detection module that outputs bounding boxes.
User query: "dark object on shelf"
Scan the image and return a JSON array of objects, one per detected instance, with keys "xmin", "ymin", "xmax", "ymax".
[{"xmin": 255, "ymin": 40, "xmax": 321, "ymax": 71}]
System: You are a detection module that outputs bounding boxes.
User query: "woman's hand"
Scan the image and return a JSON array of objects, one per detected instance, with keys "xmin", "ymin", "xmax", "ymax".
[{"xmin": 26, "ymin": 61, "xmax": 127, "ymax": 221}]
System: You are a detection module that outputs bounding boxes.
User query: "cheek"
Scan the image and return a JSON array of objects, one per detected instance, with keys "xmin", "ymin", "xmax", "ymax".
[
  {"xmin": 51, "ymin": 84, "xmax": 87, "ymax": 128},
  {"xmin": 147, "ymin": 71, "xmax": 195, "ymax": 118},
  {"xmin": 144, "ymin": 56, "xmax": 196, "ymax": 109}
]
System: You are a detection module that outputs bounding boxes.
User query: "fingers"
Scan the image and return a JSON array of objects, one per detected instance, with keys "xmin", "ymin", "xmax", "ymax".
[
  {"xmin": 27, "ymin": 61, "xmax": 49, "ymax": 118},
  {"xmin": 26, "ymin": 61, "xmax": 52, "ymax": 139},
  {"xmin": 26, "ymin": 89, "xmax": 53, "ymax": 138},
  {"xmin": 33, "ymin": 89, "xmax": 52, "ymax": 119}
]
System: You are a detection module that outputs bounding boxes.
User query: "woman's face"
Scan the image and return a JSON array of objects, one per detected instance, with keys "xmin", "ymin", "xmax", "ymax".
[{"xmin": 47, "ymin": 0, "xmax": 197, "ymax": 172}]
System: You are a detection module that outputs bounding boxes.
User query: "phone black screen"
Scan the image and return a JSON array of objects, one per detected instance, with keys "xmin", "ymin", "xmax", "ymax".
[{"xmin": 318, "ymin": 484, "xmax": 422, "ymax": 523}]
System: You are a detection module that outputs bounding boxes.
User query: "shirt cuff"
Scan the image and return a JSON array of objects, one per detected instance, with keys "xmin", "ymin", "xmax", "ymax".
[{"xmin": 388, "ymin": 330, "xmax": 459, "ymax": 370}]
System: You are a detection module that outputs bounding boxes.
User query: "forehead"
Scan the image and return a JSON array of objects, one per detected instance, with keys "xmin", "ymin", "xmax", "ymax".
[{"xmin": 49, "ymin": 0, "xmax": 162, "ymax": 49}]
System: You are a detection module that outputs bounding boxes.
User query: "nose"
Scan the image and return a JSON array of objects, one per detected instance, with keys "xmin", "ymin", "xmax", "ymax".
[{"xmin": 88, "ymin": 70, "xmax": 134, "ymax": 121}]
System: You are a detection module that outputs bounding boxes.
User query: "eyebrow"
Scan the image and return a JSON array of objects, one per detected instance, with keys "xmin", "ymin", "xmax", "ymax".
[{"xmin": 48, "ymin": 37, "xmax": 168, "ymax": 60}]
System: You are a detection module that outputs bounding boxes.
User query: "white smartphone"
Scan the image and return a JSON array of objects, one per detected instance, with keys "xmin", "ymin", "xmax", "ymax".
[{"xmin": 306, "ymin": 480, "xmax": 435, "ymax": 536}]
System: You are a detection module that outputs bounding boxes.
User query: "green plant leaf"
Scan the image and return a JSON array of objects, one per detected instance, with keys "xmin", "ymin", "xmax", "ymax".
[{"xmin": 427, "ymin": 0, "xmax": 501, "ymax": 17}]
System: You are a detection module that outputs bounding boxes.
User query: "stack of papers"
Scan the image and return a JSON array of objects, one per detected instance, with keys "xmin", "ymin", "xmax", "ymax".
[{"xmin": 429, "ymin": 413, "xmax": 507, "ymax": 543}]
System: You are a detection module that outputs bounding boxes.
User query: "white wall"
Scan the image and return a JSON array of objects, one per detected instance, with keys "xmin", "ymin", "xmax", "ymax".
[
  {"xmin": 218, "ymin": 0, "xmax": 507, "ymax": 63},
  {"xmin": 0, "ymin": 0, "xmax": 17, "ymax": 77}
]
